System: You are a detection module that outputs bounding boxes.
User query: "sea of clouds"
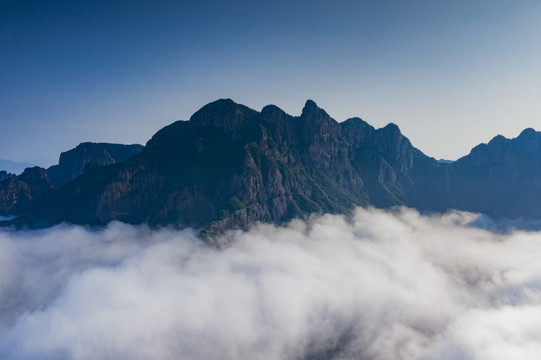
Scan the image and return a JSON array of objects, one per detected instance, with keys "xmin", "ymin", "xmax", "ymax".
[{"xmin": 1, "ymin": 207, "xmax": 541, "ymax": 360}]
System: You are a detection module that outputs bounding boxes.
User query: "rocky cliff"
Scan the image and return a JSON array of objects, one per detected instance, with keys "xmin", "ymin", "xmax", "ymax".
[
  {"xmin": 4, "ymin": 99, "xmax": 541, "ymax": 231},
  {"xmin": 446, "ymin": 128, "xmax": 541, "ymax": 218},
  {"xmin": 0, "ymin": 167, "xmax": 54, "ymax": 214},
  {"xmin": 47, "ymin": 142, "xmax": 144, "ymax": 188},
  {"xmin": 0, "ymin": 171, "xmax": 14, "ymax": 183}
]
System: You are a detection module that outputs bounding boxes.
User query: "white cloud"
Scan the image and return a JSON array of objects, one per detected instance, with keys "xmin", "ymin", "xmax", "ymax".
[{"xmin": 1, "ymin": 208, "xmax": 541, "ymax": 359}]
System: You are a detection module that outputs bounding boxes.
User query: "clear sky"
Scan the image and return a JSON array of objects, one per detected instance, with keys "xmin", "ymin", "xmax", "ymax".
[{"xmin": 2, "ymin": 0, "xmax": 541, "ymax": 166}]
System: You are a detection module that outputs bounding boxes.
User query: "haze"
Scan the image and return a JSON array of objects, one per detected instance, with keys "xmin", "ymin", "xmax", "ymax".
[{"xmin": 2, "ymin": 0, "xmax": 541, "ymax": 165}]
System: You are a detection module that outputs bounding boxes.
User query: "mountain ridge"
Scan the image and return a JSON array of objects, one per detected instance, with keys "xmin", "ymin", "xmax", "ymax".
[
  {"xmin": 0, "ymin": 159, "xmax": 35, "ymax": 175},
  {"xmin": 0, "ymin": 142, "xmax": 143, "ymax": 218},
  {"xmin": 2, "ymin": 99, "xmax": 541, "ymax": 232},
  {"xmin": 47, "ymin": 142, "xmax": 144, "ymax": 188}
]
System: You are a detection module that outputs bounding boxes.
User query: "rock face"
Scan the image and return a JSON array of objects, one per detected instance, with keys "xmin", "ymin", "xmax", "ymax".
[
  {"xmin": 0, "ymin": 143, "xmax": 142, "ymax": 218},
  {"xmin": 0, "ymin": 171, "xmax": 14, "ymax": 183},
  {"xmin": 445, "ymin": 128, "xmax": 541, "ymax": 218},
  {"xmin": 5, "ymin": 99, "xmax": 541, "ymax": 230},
  {"xmin": 47, "ymin": 143, "xmax": 144, "ymax": 188},
  {"xmin": 0, "ymin": 167, "xmax": 54, "ymax": 214}
]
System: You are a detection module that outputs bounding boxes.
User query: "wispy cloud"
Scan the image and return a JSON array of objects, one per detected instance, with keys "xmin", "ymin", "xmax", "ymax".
[{"xmin": 1, "ymin": 208, "xmax": 541, "ymax": 359}]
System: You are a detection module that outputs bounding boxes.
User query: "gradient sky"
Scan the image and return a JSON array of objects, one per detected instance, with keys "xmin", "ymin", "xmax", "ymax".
[{"xmin": 2, "ymin": 0, "xmax": 541, "ymax": 166}]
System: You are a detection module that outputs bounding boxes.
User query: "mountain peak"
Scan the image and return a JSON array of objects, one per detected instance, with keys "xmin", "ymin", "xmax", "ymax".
[
  {"xmin": 9, "ymin": 98, "xmax": 541, "ymax": 232},
  {"xmin": 301, "ymin": 99, "xmax": 321, "ymax": 116},
  {"xmin": 19, "ymin": 166, "xmax": 49, "ymax": 184},
  {"xmin": 190, "ymin": 98, "xmax": 238, "ymax": 120},
  {"xmin": 260, "ymin": 104, "xmax": 289, "ymax": 123},
  {"xmin": 488, "ymin": 134, "xmax": 506, "ymax": 145},
  {"xmin": 382, "ymin": 123, "xmax": 402, "ymax": 134},
  {"xmin": 261, "ymin": 104, "xmax": 283, "ymax": 115},
  {"xmin": 189, "ymin": 98, "xmax": 259, "ymax": 131},
  {"xmin": 518, "ymin": 128, "xmax": 537, "ymax": 138},
  {"xmin": 303, "ymin": 99, "xmax": 318, "ymax": 109},
  {"xmin": 300, "ymin": 99, "xmax": 334, "ymax": 121}
]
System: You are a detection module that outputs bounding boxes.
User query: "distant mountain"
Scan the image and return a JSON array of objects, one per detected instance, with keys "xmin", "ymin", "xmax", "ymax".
[
  {"xmin": 0, "ymin": 167, "xmax": 54, "ymax": 215},
  {"xmin": 443, "ymin": 128, "xmax": 541, "ymax": 218},
  {"xmin": 0, "ymin": 159, "xmax": 34, "ymax": 174},
  {"xmin": 47, "ymin": 142, "xmax": 144, "ymax": 188},
  {"xmin": 0, "ymin": 143, "xmax": 143, "ymax": 217},
  {"xmin": 3, "ymin": 99, "xmax": 541, "ymax": 232}
]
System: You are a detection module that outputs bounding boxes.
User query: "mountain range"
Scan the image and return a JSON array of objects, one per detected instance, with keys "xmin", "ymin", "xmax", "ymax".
[
  {"xmin": 0, "ymin": 159, "xmax": 35, "ymax": 175},
  {"xmin": 2, "ymin": 99, "xmax": 541, "ymax": 233},
  {"xmin": 0, "ymin": 143, "xmax": 142, "ymax": 217}
]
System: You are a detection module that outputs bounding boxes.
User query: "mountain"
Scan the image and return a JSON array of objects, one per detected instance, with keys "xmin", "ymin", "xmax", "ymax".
[
  {"xmin": 0, "ymin": 159, "xmax": 35, "ymax": 175},
  {"xmin": 10, "ymin": 99, "xmax": 426, "ymax": 230},
  {"xmin": 0, "ymin": 167, "xmax": 54, "ymax": 215},
  {"xmin": 0, "ymin": 171, "xmax": 14, "ymax": 182},
  {"xmin": 3, "ymin": 99, "xmax": 541, "ymax": 232},
  {"xmin": 47, "ymin": 142, "xmax": 144, "ymax": 188},
  {"xmin": 0, "ymin": 143, "xmax": 143, "ymax": 218},
  {"xmin": 444, "ymin": 128, "xmax": 541, "ymax": 218}
]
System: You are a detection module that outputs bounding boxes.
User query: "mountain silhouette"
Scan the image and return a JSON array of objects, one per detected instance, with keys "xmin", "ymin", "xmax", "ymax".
[{"xmin": 2, "ymin": 99, "xmax": 541, "ymax": 232}]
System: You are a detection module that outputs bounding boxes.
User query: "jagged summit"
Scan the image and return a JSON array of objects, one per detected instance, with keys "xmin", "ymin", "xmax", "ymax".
[
  {"xmin": 301, "ymin": 99, "xmax": 333, "ymax": 119},
  {"xmin": 302, "ymin": 99, "xmax": 318, "ymax": 112},
  {"xmin": 3, "ymin": 98, "xmax": 541, "ymax": 232}
]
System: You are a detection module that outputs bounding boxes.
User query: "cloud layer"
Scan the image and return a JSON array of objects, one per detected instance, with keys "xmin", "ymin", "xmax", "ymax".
[{"xmin": 1, "ymin": 208, "xmax": 541, "ymax": 359}]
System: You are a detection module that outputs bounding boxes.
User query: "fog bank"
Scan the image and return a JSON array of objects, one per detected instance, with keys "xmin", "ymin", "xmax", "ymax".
[{"xmin": 1, "ymin": 208, "xmax": 541, "ymax": 359}]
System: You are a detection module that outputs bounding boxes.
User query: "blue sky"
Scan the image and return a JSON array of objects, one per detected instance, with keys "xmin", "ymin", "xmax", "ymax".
[{"xmin": 2, "ymin": 0, "xmax": 541, "ymax": 166}]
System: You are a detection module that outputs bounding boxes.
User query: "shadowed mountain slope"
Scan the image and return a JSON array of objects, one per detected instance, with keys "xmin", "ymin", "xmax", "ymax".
[
  {"xmin": 4, "ymin": 99, "xmax": 541, "ymax": 231},
  {"xmin": 47, "ymin": 142, "xmax": 144, "ymax": 188},
  {"xmin": 0, "ymin": 143, "xmax": 143, "ymax": 218}
]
